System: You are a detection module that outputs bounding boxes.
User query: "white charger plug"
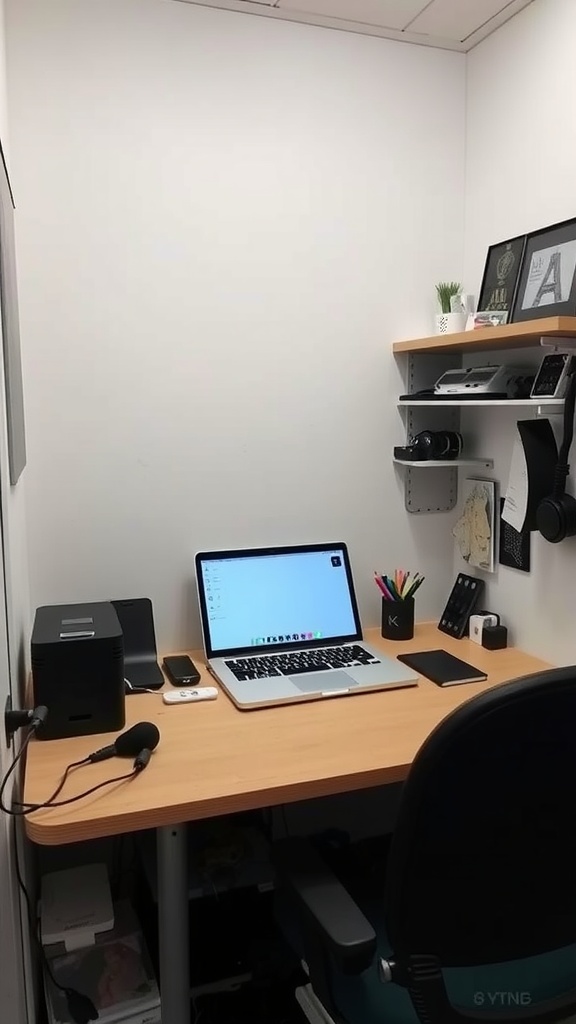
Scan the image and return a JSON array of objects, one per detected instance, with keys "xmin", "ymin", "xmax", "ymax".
[{"xmin": 469, "ymin": 612, "xmax": 499, "ymax": 645}]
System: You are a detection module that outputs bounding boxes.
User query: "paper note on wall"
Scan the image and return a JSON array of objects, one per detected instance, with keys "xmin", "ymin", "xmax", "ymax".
[{"xmin": 502, "ymin": 432, "xmax": 528, "ymax": 533}]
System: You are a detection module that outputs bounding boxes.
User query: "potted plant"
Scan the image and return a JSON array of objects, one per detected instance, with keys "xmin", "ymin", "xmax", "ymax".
[{"xmin": 435, "ymin": 281, "xmax": 465, "ymax": 334}]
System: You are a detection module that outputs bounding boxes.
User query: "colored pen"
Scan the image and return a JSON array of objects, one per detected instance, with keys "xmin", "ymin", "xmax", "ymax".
[
  {"xmin": 405, "ymin": 575, "xmax": 425, "ymax": 600},
  {"xmin": 374, "ymin": 572, "xmax": 388, "ymax": 596},
  {"xmin": 374, "ymin": 573, "xmax": 396, "ymax": 601},
  {"xmin": 376, "ymin": 570, "xmax": 425, "ymax": 601}
]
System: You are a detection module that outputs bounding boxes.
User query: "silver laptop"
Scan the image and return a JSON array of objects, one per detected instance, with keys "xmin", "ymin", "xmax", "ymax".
[{"xmin": 195, "ymin": 542, "xmax": 418, "ymax": 710}]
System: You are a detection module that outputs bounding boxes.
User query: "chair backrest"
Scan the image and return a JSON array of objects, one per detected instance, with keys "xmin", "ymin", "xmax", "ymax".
[{"xmin": 383, "ymin": 667, "xmax": 576, "ymax": 967}]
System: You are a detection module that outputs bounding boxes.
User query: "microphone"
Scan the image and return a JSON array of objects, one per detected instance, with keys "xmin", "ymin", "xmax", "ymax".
[{"xmin": 88, "ymin": 722, "xmax": 160, "ymax": 763}]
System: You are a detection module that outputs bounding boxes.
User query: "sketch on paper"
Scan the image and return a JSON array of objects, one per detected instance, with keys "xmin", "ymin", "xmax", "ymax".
[{"xmin": 453, "ymin": 478, "xmax": 496, "ymax": 573}]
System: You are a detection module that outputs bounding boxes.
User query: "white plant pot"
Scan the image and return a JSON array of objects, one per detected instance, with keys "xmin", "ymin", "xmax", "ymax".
[{"xmin": 435, "ymin": 312, "xmax": 467, "ymax": 335}]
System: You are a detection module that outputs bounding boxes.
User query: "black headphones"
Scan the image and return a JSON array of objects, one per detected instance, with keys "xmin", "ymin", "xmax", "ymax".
[
  {"xmin": 394, "ymin": 430, "xmax": 462, "ymax": 463},
  {"xmin": 537, "ymin": 357, "xmax": 576, "ymax": 543}
]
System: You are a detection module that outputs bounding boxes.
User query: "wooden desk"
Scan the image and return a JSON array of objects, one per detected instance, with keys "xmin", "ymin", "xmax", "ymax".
[{"xmin": 23, "ymin": 624, "xmax": 551, "ymax": 1023}]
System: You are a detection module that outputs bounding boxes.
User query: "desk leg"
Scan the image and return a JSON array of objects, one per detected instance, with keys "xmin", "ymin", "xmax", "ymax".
[{"xmin": 157, "ymin": 824, "xmax": 189, "ymax": 1024}]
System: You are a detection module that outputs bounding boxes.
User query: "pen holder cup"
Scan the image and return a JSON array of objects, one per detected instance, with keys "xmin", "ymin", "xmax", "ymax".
[{"xmin": 381, "ymin": 598, "xmax": 415, "ymax": 641}]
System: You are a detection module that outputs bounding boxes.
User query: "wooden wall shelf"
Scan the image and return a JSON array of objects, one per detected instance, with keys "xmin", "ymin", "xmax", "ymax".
[{"xmin": 392, "ymin": 316, "xmax": 576, "ymax": 354}]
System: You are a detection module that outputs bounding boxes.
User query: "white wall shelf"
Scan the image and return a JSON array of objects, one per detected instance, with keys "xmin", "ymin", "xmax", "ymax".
[
  {"xmin": 398, "ymin": 398, "xmax": 564, "ymax": 411},
  {"xmin": 394, "ymin": 457, "xmax": 493, "ymax": 469}
]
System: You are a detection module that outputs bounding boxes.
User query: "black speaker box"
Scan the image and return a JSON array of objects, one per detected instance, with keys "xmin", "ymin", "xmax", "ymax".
[{"xmin": 31, "ymin": 601, "xmax": 125, "ymax": 740}]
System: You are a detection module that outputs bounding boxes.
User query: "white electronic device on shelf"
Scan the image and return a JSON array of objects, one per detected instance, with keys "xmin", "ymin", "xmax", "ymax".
[
  {"xmin": 530, "ymin": 352, "xmax": 573, "ymax": 399},
  {"xmin": 434, "ymin": 365, "xmax": 532, "ymax": 397},
  {"xmin": 41, "ymin": 863, "xmax": 113, "ymax": 951}
]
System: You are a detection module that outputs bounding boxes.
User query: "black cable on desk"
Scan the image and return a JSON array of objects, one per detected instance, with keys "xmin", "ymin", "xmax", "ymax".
[
  {"xmin": 0, "ymin": 728, "xmax": 34, "ymax": 816},
  {"xmin": 8, "ymin": 757, "xmax": 91, "ymax": 815}
]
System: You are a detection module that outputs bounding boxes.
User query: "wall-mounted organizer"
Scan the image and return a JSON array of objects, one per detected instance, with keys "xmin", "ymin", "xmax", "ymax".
[{"xmin": 392, "ymin": 316, "xmax": 576, "ymax": 514}]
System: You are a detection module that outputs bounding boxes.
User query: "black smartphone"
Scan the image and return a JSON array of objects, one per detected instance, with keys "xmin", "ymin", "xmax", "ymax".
[{"xmin": 162, "ymin": 655, "xmax": 201, "ymax": 686}]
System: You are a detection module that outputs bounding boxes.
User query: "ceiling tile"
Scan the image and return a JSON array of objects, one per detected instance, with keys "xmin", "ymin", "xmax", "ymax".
[
  {"xmin": 408, "ymin": 0, "xmax": 521, "ymax": 41},
  {"xmin": 277, "ymin": 0, "xmax": 429, "ymax": 31}
]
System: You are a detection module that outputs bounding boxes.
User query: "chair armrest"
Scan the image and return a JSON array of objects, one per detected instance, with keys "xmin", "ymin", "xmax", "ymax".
[{"xmin": 275, "ymin": 837, "xmax": 377, "ymax": 973}]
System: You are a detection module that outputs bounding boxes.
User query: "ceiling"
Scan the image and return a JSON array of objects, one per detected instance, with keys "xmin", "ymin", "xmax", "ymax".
[{"xmin": 172, "ymin": 0, "xmax": 536, "ymax": 51}]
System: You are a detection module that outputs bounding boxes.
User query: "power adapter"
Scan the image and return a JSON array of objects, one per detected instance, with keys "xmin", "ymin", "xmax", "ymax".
[
  {"xmin": 469, "ymin": 612, "xmax": 500, "ymax": 645},
  {"xmin": 482, "ymin": 625, "xmax": 508, "ymax": 650}
]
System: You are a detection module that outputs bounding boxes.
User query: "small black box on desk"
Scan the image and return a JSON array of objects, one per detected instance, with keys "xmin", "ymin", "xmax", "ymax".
[{"xmin": 31, "ymin": 601, "xmax": 125, "ymax": 740}]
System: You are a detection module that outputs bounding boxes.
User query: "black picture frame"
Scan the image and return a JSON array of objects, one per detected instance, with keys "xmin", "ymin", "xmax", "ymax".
[
  {"xmin": 477, "ymin": 234, "xmax": 526, "ymax": 315},
  {"xmin": 498, "ymin": 499, "xmax": 531, "ymax": 573},
  {"xmin": 511, "ymin": 216, "xmax": 576, "ymax": 322}
]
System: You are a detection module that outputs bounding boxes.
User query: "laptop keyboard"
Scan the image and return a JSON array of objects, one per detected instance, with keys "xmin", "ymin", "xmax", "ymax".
[{"xmin": 224, "ymin": 645, "xmax": 380, "ymax": 681}]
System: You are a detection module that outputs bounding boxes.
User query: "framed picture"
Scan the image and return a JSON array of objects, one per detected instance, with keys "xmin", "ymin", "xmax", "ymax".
[
  {"xmin": 0, "ymin": 137, "xmax": 26, "ymax": 484},
  {"xmin": 477, "ymin": 234, "xmax": 526, "ymax": 316},
  {"xmin": 512, "ymin": 216, "xmax": 576, "ymax": 321},
  {"xmin": 453, "ymin": 478, "xmax": 497, "ymax": 574},
  {"xmin": 498, "ymin": 498, "xmax": 530, "ymax": 573},
  {"xmin": 472, "ymin": 310, "xmax": 508, "ymax": 329}
]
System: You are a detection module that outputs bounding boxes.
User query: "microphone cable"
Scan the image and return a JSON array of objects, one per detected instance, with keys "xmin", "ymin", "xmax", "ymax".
[
  {"xmin": 1, "ymin": 721, "xmax": 159, "ymax": 817},
  {"xmin": 7, "ymin": 766, "xmax": 141, "ymax": 816}
]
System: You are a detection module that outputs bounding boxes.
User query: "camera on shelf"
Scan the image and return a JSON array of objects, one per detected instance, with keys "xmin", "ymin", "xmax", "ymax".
[{"xmin": 394, "ymin": 430, "xmax": 463, "ymax": 462}]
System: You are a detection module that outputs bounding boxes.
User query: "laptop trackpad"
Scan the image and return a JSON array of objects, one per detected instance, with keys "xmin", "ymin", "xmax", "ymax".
[{"xmin": 291, "ymin": 670, "xmax": 358, "ymax": 693}]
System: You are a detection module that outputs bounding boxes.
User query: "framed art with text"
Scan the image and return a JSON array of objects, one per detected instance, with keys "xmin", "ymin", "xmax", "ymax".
[
  {"xmin": 512, "ymin": 216, "xmax": 576, "ymax": 321},
  {"xmin": 477, "ymin": 234, "xmax": 526, "ymax": 315}
]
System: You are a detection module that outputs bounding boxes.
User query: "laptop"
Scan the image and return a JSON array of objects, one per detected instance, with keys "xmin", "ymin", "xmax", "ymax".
[{"xmin": 195, "ymin": 542, "xmax": 419, "ymax": 710}]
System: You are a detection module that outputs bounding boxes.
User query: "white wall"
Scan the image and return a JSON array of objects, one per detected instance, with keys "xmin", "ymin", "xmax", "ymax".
[
  {"xmin": 0, "ymin": 0, "xmax": 29, "ymax": 703},
  {"xmin": 464, "ymin": 0, "xmax": 576, "ymax": 665},
  {"xmin": 6, "ymin": 0, "xmax": 465, "ymax": 651}
]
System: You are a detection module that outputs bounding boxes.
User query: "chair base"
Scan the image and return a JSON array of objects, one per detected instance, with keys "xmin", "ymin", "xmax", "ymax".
[
  {"xmin": 293, "ymin": 982, "xmax": 576, "ymax": 1024},
  {"xmin": 296, "ymin": 984, "xmax": 337, "ymax": 1024}
]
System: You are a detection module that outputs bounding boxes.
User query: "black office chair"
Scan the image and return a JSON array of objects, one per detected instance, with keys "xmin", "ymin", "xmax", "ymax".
[{"xmin": 275, "ymin": 667, "xmax": 576, "ymax": 1024}]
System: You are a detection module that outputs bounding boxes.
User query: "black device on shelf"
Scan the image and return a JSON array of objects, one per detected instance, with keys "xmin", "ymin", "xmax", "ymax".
[
  {"xmin": 438, "ymin": 573, "xmax": 484, "ymax": 639},
  {"xmin": 394, "ymin": 430, "xmax": 462, "ymax": 462},
  {"xmin": 531, "ymin": 352, "xmax": 572, "ymax": 399}
]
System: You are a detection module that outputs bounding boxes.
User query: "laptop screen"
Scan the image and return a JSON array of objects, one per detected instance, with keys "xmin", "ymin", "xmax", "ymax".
[{"xmin": 195, "ymin": 543, "xmax": 362, "ymax": 658}]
